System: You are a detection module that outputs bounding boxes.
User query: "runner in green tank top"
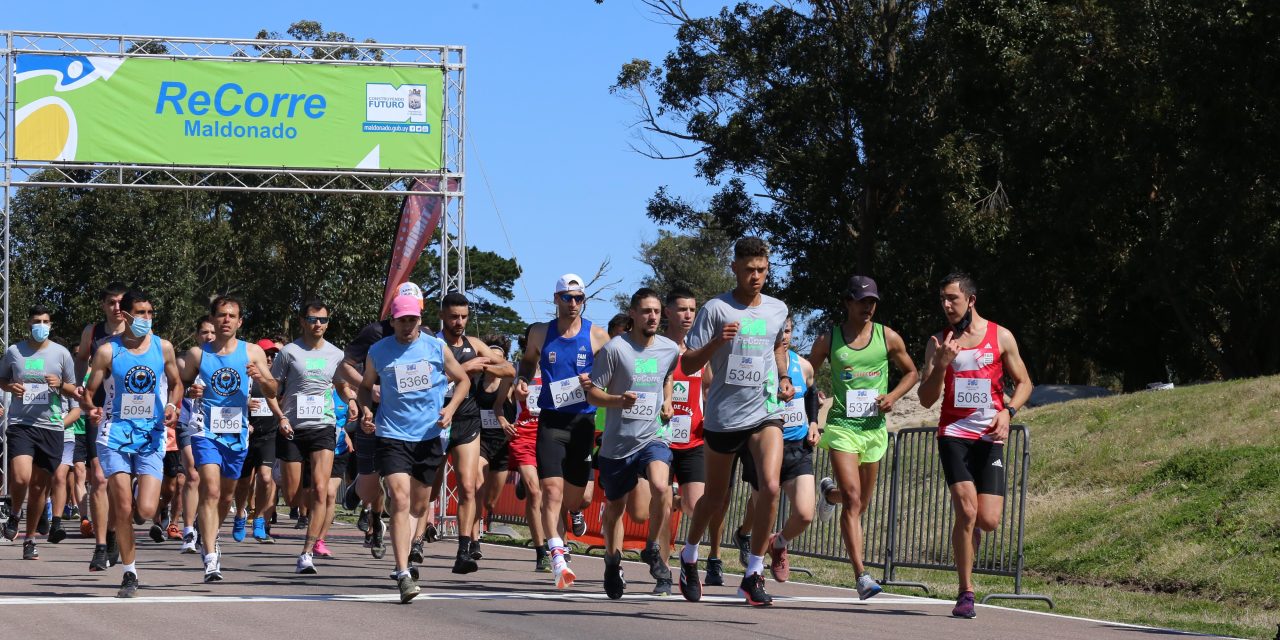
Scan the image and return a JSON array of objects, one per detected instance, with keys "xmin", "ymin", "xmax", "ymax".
[{"xmin": 806, "ymin": 275, "xmax": 918, "ymax": 600}]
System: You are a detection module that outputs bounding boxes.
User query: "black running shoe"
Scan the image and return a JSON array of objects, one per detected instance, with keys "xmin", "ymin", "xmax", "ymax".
[
  {"xmin": 357, "ymin": 508, "xmax": 370, "ymax": 533},
  {"xmin": 652, "ymin": 563, "xmax": 673, "ymax": 597},
  {"xmin": 678, "ymin": 560, "xmax": 702, "ymax": 602},
  {"xmin": 452, "ymin": 549, "xmax": 478, "ymax": 574},
  {"xmin": 117, "ymin": 571, "xmax": 139, "ymax": 598},
  {"xmin": 570, "ymin": 511, "xmax": 586, "ymax": 537},
  {"xmin": 89, "ymin": 544, "xmax": 109, "ymax": 572},
  {"xmin": 294, "ymin": 515, "xmax": 309, "ymax": 530},
  {"xmin": 409, "ymin": 538, "xmax": 424, "ymax": 564},
  {"xmin": 603, "ymin": 552, "xmax": 625, "ymax": 600},
  {"xmin": 738, "ymin": 572, "xmax": 773, "ymax": 607},
  {"xmin": 733, "ymin": 528, "xmax": 751, "ymax": 568},
  {"xmin": 148, "ymin": 524, "xmax": 165, "ymax": 543},
  {"xmin": 705, "ymin": 557, "xmax": 725, "ymax": 586},
  {"xmin": 397, "ymin": 574, "xmax": 420, "ymax": 604},
  {"xmin": 370, "ymin": 520, "xmax": 386, "ymax": 560},
  {"xmin": 36, "ymin": 511, "xmax": 50, "ymax": 536},
  {"xmin": 640, "ymin": 542, "xmax": 665, "ymax": 580},
  {"xmin": 2, "ymin": 514, "xmax": 18, "ymax": 541},
  {"xmin": 515, "ymin": 479, "xmax": 527, "ymax": 501},
  {"xmin": 22, "ymin": 539, "xmax": 38, "ymax": 560},
  {"xmin": 342, "ymin": 484, "xmax": 361, "ymax": 511},
  {"xmin": 48, "ymin": 525, "xmax": 67, "ymax": 544},
  {"xmin": 469, "ymin": 539, "xmax": 482, "ymax": 561},
  {"xmin": 424, "ymin": 523, "xmax": 438, "ymax": 544},
  {"xmin": 106, "ymin": 532, "xmax": 120, "ymax": 567}
]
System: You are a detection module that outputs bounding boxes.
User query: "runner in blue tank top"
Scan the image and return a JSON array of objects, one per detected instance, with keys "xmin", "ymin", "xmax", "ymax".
[
  {"xmin": 177, "ymin": 295, "xmax": 277, "ymax": 584},
  {"xmin": 514, "ymin": 273, "xmax": 610, "ymax": 589},
  {"xmin": 82, "ymin": 289, "xmax": 183, "ymax": 598},
  {"xmin": 356, "ymin": 294, "xmax": 471, "ymax": 603}
]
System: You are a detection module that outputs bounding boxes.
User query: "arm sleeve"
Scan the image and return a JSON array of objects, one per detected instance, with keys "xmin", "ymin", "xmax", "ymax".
[{"xmin": 804, "ymin": 388, "xmax": 819, "ymax": 423}]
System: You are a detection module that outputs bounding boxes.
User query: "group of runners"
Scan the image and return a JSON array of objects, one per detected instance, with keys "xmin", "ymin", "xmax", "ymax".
[{"xmin": 0, "ymin": 235, "xmax": 1031, "ymax": 619}]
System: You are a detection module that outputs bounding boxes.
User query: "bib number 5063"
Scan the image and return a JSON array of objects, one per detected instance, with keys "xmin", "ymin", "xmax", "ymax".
[{"xmin": 953, "ymin": 378, "xmax": 992, "ymax": 409}]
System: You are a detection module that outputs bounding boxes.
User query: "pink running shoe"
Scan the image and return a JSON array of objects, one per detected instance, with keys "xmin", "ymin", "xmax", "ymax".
[{"xmin": 313, "ymin": 539, "xmax": 333, "ymax": 558}]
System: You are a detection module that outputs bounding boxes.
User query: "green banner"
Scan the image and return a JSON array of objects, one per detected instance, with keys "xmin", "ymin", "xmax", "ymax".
[{"xmin": 14, "ymin": 54, "xmax": 444, "ymax": 170}]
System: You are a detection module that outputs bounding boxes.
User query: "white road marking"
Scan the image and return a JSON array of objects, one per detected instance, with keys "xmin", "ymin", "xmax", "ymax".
[{"xmin": 0, "ymin": 592, "xmax": 952, "ymax": 606}]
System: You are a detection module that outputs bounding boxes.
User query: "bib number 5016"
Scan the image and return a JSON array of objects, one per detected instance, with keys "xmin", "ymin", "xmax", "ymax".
[{"xmin": 551, "ymin": 377, "xmax": 585, "ymax": 409}]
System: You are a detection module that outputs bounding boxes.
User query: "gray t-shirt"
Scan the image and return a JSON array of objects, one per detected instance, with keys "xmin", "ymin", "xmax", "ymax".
[
  {"xmin": 2, "ymin": 341, "xmax": 76, "ymax": 430},
  {"xmin": 685, "ymin": 292, "xmax": 789, "ymax": 432},
  {"xmin": 270, "ymin": 339, "xmax": 345, "ymax": 430},
  {"xmin": 592, "ymin": 334, "xmax": 679, "ymax": 459}
]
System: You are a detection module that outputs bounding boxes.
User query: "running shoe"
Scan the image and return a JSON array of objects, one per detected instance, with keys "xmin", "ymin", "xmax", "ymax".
[
  {"xmin": 389, "ymin": 566, "xmax": 421, "ymax": 580},
  {"xmin": 252, "ymin": 517, "xmax": 271, "ymax": 543},
  {"xmin": 652, "ymin": 562, "xmax": 673, "ymax": 597},
  {"xmin": 37, "ymin": 504, "xmax": 51, "ymax": 535},
  {"xmin": 106, "ymin": 531, "xmax": 119, "ymax": 566},
  {"xmin": 640, "ymin": 542, "xmax": 661, "ymax": 579},
  {"xmin": 452, "ymin": 544, "xmax": 478, "ymax": 574},
  {"xmin": 767, "ymin": 533, "xmax": 789, "ymax": 583},
  {"xmin": 705, "ymin": 557, "xmax": 725, "ymax": 586},
  {"xmin": 553, "ymin": 560, "xmax": 576, "ymax": 589},
  {"xmin": 469, "ymin": 538, "xmax": 482, "ymax": 561},
  {"xmin": 603, "ymin": 552, "xmax": 625, "ymax": 600},
  {"xmin": 63, "ymin": 504, "xmax": 74, "ymax": 519},
  {"xmin": 117, "ymin": 571, "xmax": 139, "ymax": 598},
  {"xmin": 203, "ymin": 550, "xmax": 223, "ymax": 583},
  {"xmin": 181, "ymin": 532, "xmax": 198, "ymax": 554},
  {"xmin": 424, "ymin": 522, "xmax": 438, "ymax": 543},
  {"xmin": 535, "ymin": 552, "xmax": 551, "ymax": 573},
  {"xmin": 89, "ymin": 544, "xmax": 109, "ymax": 571},
  {"xmin": 166, "ymin": 522, "xmax": 182, "ymax": 540},
  {"xmin": 2, "ymin": 514, "xmax": 18, "ymax": 541},
  {"xmin": 22, "ymin": 539, "xmax": 38, "ymax": 560},
  {"xmin": 49, "ymin": 524, "xmax": 67, "ymax": 544},
  {"xmin": 409, "ymin": 538, "xmax": 424, "ymax": 563},
  {"xmin": 296, "ymin": 552, "xmax": 317, "ymax": 574},
  {"xmin": 817, "ymin": 477, "xmax": 838, "ymax": 523},
  {"xmin": 738, "ymin": 572, "xmax": 773, "ymax": 607},
  {"xmin": 232, "ymin": 516, "xmax": 247, "ymax": 542},
  {"xmin": 856, "ymin": 572, "xmax": 883, "ymax": 600},
  {"xmin": 289, "ymin": 507, "xmax": 299, "ymax": 520},
  {"xmin": 294, "ymin": 515, "xmax": 309, "ymax": 530},
  {"xmin": 80, "ymin": 518, "xmax": 93, "ymax": 538},
  {"xmin": 397, "ymin": 574, "xmax": 420, "ymax": 603},
  {"xmin": 678, "ymin": 560, "xmax": 702, "ymax": 602},
  {"xmin": 357, "ymin": 508, "xmax": 370, "ymax": 532},
  {"xmin": 342, "ymin": 484, "xmax": 360, "ymax": 511},
  {"xmin": 313, "ymin": 539, "xmax": 332, "ymax": 558},
  {"xmin": 68, "ymin": 505, "xmax": 80, "ymax": 521},
  {"xmin": 149, "ymin": 524, "xmax": 165, "ymax": 543},
  {"xmin": 370, "ymin": 520, "xmax": 386, "ymax": 559},
  {"xmin": 569, "ymin": 511, "xmax": 586, "ymax": 537},
  {"xmin": 733, "ymin": 528, "xmax": 751, "ymax": 567},
  {"xmin": 952, "ymin": 590, "xmax": 976, "ymax": 618}
]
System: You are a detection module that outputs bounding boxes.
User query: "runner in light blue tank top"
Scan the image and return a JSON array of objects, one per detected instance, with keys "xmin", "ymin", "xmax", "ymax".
[
  {"xmin": 781, "ymin": 350, "xmax": 810, "ymax": 441},
  {"xmin": 197, "ymin": 340, "xmax": 251, "ymax": 450},
  {"xmin": 100, "ymin": 334, "xmax": 168, "ymax": 454}
]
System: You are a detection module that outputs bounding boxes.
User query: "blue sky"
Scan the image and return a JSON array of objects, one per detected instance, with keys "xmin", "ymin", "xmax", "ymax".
[{"xmin": 5, "ymin": 1, "xmax": 726, "ymax": 327}]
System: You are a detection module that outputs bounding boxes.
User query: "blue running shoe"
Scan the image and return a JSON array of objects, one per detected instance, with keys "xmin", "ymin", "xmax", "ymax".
[
  {"xmin": 253, "ymin": 517, "xmax": 269, "ymax": 542},
  {"xmin": 232, "ymin": 516, "xmax": 247, "ymax": 542}
]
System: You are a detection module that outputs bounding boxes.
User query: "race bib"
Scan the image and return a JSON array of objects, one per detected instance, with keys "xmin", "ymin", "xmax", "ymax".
[
  {"xmin": 121, "ymin": 393, "xmax": 155, "ymax": 419},
  {"xmin": 670, "ymin": 380, "xmax": 691, "ymax": 403},
  {"xmin": 726, "ymin": 354, "xmax": 765, "ymax": 387},
  {"xmin": 394, "ymin": 361, "xmax": 433, "ymax": 394},
  {"xmin": 249, "ymin": 397, "xmax": 273, "ymax": 417},
  {"xmin": 667, "ymin": 415, "xmax": 692, "ymax": 444},
  {"xmin": 953, "ymin": 378, "xmax": 992, "ymax": 409},
  {"xmin": 845, "ymin": 389, "xmax": 880, "ymax": 418},
  {"xmin": 296, "ymin": 394, "xmax": 326, "ymax": 420},
  {"xmin": 781, "ymin": 398, "xmax": 807, "ymax": 428},
  {"xmin": 526, "ymin": 384, "xmax": 542, "ymax": 416},
  {"xmin": 209, "ymin": 406, "xmax": 243, "ymax": 434},
  {"xmin": 621, "ymin": 391, "xmax": 658, "ymax": 421},
  {"xmin": 22, "ymin": 383, "xmax": 50, "ymax": 405},
  {"xmin": 480, "ymin": 409, "xmax": 501, "ymax": 430},
  {"xmin": 550, "ymin": 377, "xmax": 585, "ymax": 409}
]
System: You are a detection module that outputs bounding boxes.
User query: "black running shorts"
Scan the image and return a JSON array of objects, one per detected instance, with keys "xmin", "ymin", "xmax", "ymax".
[
  {"xmin": 535, "ymin": 410, "xmax": 596, "ymax": 487},
  {"xmin": 938, "ymin": 437, "xmax": 1006, "ymax": 497}
]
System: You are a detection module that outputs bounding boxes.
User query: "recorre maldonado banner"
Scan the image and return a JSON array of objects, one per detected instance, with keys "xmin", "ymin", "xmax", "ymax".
[{"xmin": 14, "ymin": 54, "xmax": 444, "ymax": 170}]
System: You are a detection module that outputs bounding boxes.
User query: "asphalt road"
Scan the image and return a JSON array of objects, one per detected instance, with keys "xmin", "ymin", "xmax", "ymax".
[{"xmin": 0, "ymin": 523, "xmax": 1228, "ymax": 640}]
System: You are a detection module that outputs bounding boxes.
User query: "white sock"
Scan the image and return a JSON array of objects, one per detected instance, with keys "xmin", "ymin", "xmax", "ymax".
[
  {"xmin": 746, "ymin": 554, "xmax": 764, "ymax": 577},
  {"xmin": 396, "ymin": 568, "xmax": 411, "ymax": 579},
  {"xmin": 773, "ymin": 533, "xmax": 787, "ymax": 550},
  {"xmin": 183, "ymin": 526, "xmax": 194, "ymax": 536},
  {"xmin": 121, "ymin": 562, "xmax": 136, "ymax": 575},
  {"xmin": 680, "ymin": 543, "xmax": 699, "ymax": 564},
  {"xmin": 547, "ymin": 536, "xmax": 565, "ymax": 554}
]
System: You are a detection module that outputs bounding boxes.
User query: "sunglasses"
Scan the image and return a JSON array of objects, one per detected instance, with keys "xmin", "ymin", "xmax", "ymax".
[
  {"xmin": 304, "ymin": 316, "xmax": 331, "ymax": 325},
  {"xmin": 559, "ymin": 294, "xmax": 586, "ymax": 304}
]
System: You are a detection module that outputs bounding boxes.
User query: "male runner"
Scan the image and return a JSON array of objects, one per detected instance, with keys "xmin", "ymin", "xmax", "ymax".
[
  {"xmin": 586, "ymin": 288, "xmax": 679, "ymax": 599},
  {"xmin": 179, "ymin": 295, "xmax": 278, "ymax": 583},
  {"xmin": 503, "ymin": 334, "xmax": 549, "ymax": 572},
  {"xmin": 2, "ymin": 305, "xmax": 79, "ymax": 558},
  {"xmin": 233, "ymin": 339, "xmax": 281, "ymax": 544},
  {"xmin": 313, "ymin": 389, "xmax": 354, "ymax": 556},
  {"xmin": 271, "ymin": 301, "xmax": 355, "ymax": 574},
  {"xmin": 75, "ymin": 282, "xmax": 128, "ymax": 571},
  {"xmin": 918, "ymin": 272, "xmax": 1032, "ymax": 619},
  {"xmin": 54, "ymin": 392, "xmax": 88, "ymax": 543},
  {"xmin": 676, "ymin": 237, "xmax": 792, "ymax": 607},
  {"xmin": 176, "ymin": 317, "xmax": 215, "ymax": 553},
  {"xmin": 435, "ymin": 292, "xmax": 514, "ymax": 573},
  {"xmin": 811, "ymin": 275, "xmax": 918, "ymax": 599},
  {"xmin": 357, "ymin": 294, "xmax": 470, "ymax": 603},
  {"xmin": 82, "ymin": 289, "xmax": 183, "ymax": 597},
  {"xmin": 472, "ymin": 334, "xmax": 515, "ymax": 559},
  {"xmin": 515, "ymin": 274, "xmax": 610, "ymax": 589}
]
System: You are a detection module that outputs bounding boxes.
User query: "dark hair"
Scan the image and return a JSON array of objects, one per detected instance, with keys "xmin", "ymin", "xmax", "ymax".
[
  {"xmin": 482, "ymin": 333, "xmax": 511, "ymax": 356},
  {"xmin": 209, "ymin": 295, "xmax": 243, "ymax": 317},
  {"xmin": 629, "ymin": 287, "xmax": 662, "ymax": 309},
  {"xmin": 441, "ymin": 292, "xmax": 470, "ymax": 310},
  {"xmin": 100, "ymin": 282, "xmax": 127, "ymax": 301},
  {"xmin": 120, "ymin": 289, "xmax": 153, "ymax": 314},
  {"xmin": 733, "ymin": 236, "xmax": 769, "ymax": 261},
  {"xmin": 939, "ymin": 272, "xmax": 978, "ymax": 298},
  {"xmin": 301, "ymin": 299, "xmax": 329, "ymax": 315},
  {"xmin": 28, "ymin": 304, "xmax": 52, "ymax": 319},
  {"xmin": 194, "ymin": 316, "xmax": 214, "ymax": 331},
  {"xmin": 664, "ymin": 286, "xmax": 696, "ymax": 307},
  {"xmin": 607, "ymin": 312, "xmax": 630, "ymax": 333},
  {"xmin": 517, "ymin": 332, "xmax": 528, "ymax": 352}
]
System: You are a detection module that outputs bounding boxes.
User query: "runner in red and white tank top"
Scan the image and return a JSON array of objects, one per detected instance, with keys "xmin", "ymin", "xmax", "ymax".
[
  {"xmin": 918, "ymin": 273, "xmax": 1033, "ymax": 619},
  {"xmin": 508, "ymin": 331, "xmax": 551, "ymax": 572},
  {"xmin": 669, "ymin": 355, "xmax": 705, "ymax": 449}
]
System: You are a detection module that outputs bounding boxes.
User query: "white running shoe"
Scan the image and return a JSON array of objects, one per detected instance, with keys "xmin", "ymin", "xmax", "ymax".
[
  {"xmin": 817, "ymin": 477, "xmax": 838, "ymax": 523},
  {"xmin": 296, "ymin": 552, "xmax": 317, "ymax": 575}
]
